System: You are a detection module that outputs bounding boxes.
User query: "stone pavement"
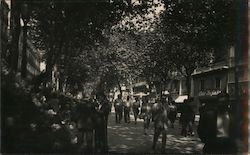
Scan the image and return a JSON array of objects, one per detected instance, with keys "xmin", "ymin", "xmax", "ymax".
[{"xmin": 107, "ymin": 111, "xmax": 204, "ymax": 154}]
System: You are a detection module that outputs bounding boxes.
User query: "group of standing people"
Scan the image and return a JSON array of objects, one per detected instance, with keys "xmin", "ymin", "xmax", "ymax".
[
  {"xmin": 114, "ymin": 95, "xmax": 141, "ymax": 124},
  {"xmin": 113, "ymin": 94, "xmax": 178, "ymax": 153},
  {"xmin": 74, "ymin": 93, "xmax": 112, "ymax": 153},
  {"xmin": 76, "ymin": 92, "xmax": 192, "ymax": 153}
]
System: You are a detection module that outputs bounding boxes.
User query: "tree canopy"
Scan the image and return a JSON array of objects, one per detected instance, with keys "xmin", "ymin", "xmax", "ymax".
[
  {"xmin": 25, "ymin": 0, "xmax": 159, "ymax": 93},
  {"xmin": 153, "ymin": 0, "xmax": 236, "ymax": 96},
  {"xmin": 9, "ymin": 0, "xmax": 236, "ymax": 96}
]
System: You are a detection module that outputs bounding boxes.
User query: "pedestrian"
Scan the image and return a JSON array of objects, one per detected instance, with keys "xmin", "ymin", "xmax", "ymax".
[
  {"xmin": 152, "ymin": 100, "xmax": 169, "ymax": 153},
  {"xmin": 114, "ymin": 95, "xmax": 123, "ymax": 124},
  {"xmin": 124, "ymin": 96, "xmax": 131, "ymax": 123},
  {"xmin": 132, "ymin": 97, "xmax": 140, "ymax": 124},
  {"xmin": 141, "ymin": 96, "xmax": 152, "ymax": 135},
  {"xmin": 198, "ymin": 92, "xmax": 237, "ymax": 154},
  {"xmin": 98, "ymin": 94, "xmax": 111, "ymax": 124},
  {"xmin": 76, "ymin": 98, "xmax": 95, "ymax": 153},
  {"xmin": 167, "ymin": 101, "xmax": 177, "ymax": 128},
  {"xmin": 180, "ymin": 99, "xmax": 195, "ymax": 136},
  {"xmin": 94, "ymin": 93, "xmax": 110, "ymax": 153},
  {"xmin": 151, "ymin": 98, "xmax": 161, "ymax": 122}
]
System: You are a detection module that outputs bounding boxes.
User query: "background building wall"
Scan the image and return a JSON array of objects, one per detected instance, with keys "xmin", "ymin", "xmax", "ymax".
[
  {"xmin": 1, "ymin": 0, "xmax": 9, "ymax": 59},
  {"xmin": 18, "ymin": 28, "xmax": 41, "ymax": 79},
  {"xmin": 192, "ymin": 69, "xmax": 228, "ymax": 98}
]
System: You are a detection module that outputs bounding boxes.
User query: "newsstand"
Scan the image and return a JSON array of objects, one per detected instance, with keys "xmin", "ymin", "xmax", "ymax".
[{"xmin": 197, "ymin": 94, "xmax": 237, "ymax": 154}]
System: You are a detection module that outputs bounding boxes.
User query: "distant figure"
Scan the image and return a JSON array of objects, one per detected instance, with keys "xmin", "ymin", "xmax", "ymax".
[
  {"xmin": 124, "ymin": 96, "xmax": 131, "ymax": 123},
  {"xmin": 94, "ymin": 93, "xmax": 110, "ymax": 153},
  {"xmin": 152, "ymin": 100, "xmax": 169, "ymax": 153},
  {"xmin": 167, "ymin": 101, "xmax": 177, "ymax": 128},
  {"xmin": 141, "ymin": 96, "xmax": 152, "ymax": 135},
  {"xmin": 132, "ymin": 97, "xmax": 140, "ymax": 124},
  {"xmin": 114, "ymin": 95, "xmax": 123, "ymax": 123}
]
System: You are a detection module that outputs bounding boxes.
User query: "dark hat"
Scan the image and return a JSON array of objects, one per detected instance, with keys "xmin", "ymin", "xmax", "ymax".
[{"xmin": 217, "ymin": 92, "xmax": 229, "ymax": 102}]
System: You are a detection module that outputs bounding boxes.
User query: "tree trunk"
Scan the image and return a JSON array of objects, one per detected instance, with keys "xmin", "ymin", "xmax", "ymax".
[
  {"xmin": 116, "ymin": 77, "xmax": 122, "ymax": 97},
  {"xmin": 58, "ymin": 75, "xmax": 63, "ymax": 92},
  {"xmin": 185, "ymin": 74, "xmax": 191, "ymax": 99},
  {"xmin": 45, "ymin": 52, "xmax": 53, "ymax": 83},
  {"xmin": 21, "ymin": 24, "xmax": 27, "ymax": 78},
  {"xmin": 10, "ymin": 0, "xmax": 21, "ymax": 71}
]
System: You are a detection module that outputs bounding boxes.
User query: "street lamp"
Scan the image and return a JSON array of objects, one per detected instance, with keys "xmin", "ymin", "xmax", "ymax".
[{"xmin": 20, "ymin": 3, "xmax": 29, "ymax": 78}]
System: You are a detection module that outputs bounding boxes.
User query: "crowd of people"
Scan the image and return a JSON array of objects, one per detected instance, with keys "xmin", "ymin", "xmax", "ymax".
[
  {"xmin": 1, "ymin": 59, "xmax": 239, "ymax": 154},
  {"xmin": 72, "ymin": 93, "xmax": 112, "ymax": 153},
  {"xmin": 2, "ymin": 70, "xmax": 113, "ymax": 153},
  {"xmin": 43, "ymin": 91, "xmax": 237, "ymax": 154},
  {"xmin": 35, "ymin": 92, "xmax": 189, "ymax": 153},
  {"xmin": 112, "ymin": 93, "xmax": 197, "ymax": 153},
  {"xmin": 2, "ymin": 65, "xmax": 236, "ymax": 154}
]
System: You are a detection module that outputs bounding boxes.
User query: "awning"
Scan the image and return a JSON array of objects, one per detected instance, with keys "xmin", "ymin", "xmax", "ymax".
[
  {"xmin": 133, "ymin": 92, "xmax": 149, "ymax": 97},
  {"xmin": 175, "ymin": 95, "xmax": 188, "ymax": 103},
  {"xmin": 192, "ymin": 66, "xmax": 228, "ymax": 76}
]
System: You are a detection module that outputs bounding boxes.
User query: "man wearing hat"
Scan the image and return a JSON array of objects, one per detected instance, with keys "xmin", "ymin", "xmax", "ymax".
[{"xmin": 200, "ymin": 91, "xmax": 237, "ymax": 154}]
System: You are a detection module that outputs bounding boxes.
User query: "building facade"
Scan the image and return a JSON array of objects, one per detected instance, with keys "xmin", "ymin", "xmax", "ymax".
[
  {"xmin": 18, "ymin": 28, "xmax": 41, "ymax": 79},
  {"xmin": 0, "ymin": 0, "xmax": 9, "ymax": 60},
  {"xmin": 191, "ymin": 61, "xmax": 229, "ymax": 99},
  {"xmin": 227, "ymin": 46, "xmax": 249, "ymax": 99},
  {"xmin": 191, "ymin": 46, "xmax": 249, "ymax": 105}
]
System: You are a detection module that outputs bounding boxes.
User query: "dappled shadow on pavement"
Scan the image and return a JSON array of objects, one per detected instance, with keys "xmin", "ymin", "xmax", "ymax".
[{"xmin": 107, "ymin": 112, "xmax": 204, "ymax": 154}]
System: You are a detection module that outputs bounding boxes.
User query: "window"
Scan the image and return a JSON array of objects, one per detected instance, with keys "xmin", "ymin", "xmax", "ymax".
[
  {"xmin": 200, "ymin": 79, "xmax": 205, "ymax": 90},
  {"xmin": 215, "ymin": 77, "xmax": 221, "ymax": 89}
]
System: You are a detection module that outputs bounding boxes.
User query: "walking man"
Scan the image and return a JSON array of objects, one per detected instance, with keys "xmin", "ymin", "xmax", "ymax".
[
  {"xmin": 124, "ymin": 96, "xmax": 131, "ymax": 123},
  {"xmin": 94, "ymin": 93, "xmax": 110, "ymax": 153},
  {"xmin": 132, "ymin": 97, "xmax": 140, "ymax": 124},
  {"xmin": 152, "ymin": 98, "xmax": 161, "ymax": 122},
  {"xmin": 114, "ymin": 95, "xmax": 123, "ymax": 123},
  {"xmin": 180, "ymin": 99, "xmax": 195, "ymax": 136},
  {"xmin": 141, "ymin": 96, "xmax": 152, "ymax": 135},
  {"xmin": 152, "ymin": 99, "xmax": 169, "ymax": 153}
]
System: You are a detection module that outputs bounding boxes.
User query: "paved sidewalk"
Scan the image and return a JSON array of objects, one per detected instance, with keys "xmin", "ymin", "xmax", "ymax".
[{"xmin": 107, "ymin": 111, "xmax": 204, "ymax": 154}]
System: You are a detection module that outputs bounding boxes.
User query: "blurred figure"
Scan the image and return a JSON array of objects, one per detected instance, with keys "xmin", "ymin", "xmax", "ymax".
[
  {"xmin": 46, "ymin": 92, "xmax": 61, "ymax": 124},
  {"xmin": 114, "ymin": 95, "xmax": 123, "ymax": 124},
  {"xmin": 167, "ymin": 101, "xmax": 177, "ymax": 128},
  {"xmin": 198, "ymin": 92, "xmax": 237, "ymax": 154},
  {"xmin": 76, "ymin": 98, "xmax": 95, "ymax": 153},
  {"xmin": 94, "ymin": 93, "xmax": 111, "ymax": 153},
  {"xmin": 97, "ymin": 94, "xmax": 112, "ymax": 124},
  {"xmin": 180, "ymin": 99, "xmax": 195, "ymax": 136},
  {"xmin": 151, "ymin": 97, "xmax": 161, "ymax": 122},
  {"xmin": 132, "ymin": 97, "xmax": 140, "ymax": 124},
  {"xmin": 141, "ymin": 96, "xmax": 152, "ymax": 135},
  {"xmin": 152, "ymin": 99, "xmax": 169, "ymax": 153},
  {"xmin": 124, "ymin": 96, "xmax": 131, "ymax": 123},
  {"xmin": 163, "ymin": 94, "xmax": 177, "ymax": 128}
]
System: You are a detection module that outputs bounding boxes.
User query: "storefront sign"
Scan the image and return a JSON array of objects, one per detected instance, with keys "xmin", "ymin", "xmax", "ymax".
[{"xmin": 198, "ymin": 89, "xmax": 222, "ymax": 96}]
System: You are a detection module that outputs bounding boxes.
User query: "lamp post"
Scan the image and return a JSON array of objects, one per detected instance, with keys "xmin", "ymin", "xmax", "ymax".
[{"xmin": 20, "ymin": 3, "xmax": 29, "ymax": 78}]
